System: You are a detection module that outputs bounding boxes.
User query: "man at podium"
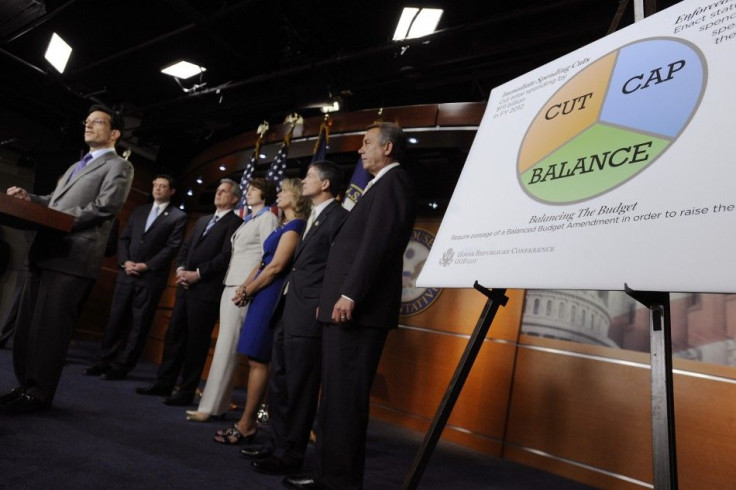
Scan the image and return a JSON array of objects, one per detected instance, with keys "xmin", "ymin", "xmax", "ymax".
[{"xmin": 0, "ymin": 104, "xmax": 134, "ymax": 414}]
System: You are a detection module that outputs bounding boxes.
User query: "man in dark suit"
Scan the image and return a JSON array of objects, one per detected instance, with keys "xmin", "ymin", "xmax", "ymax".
[
  {"xmin": 285, "ymin": 123, "xmax": 416, "ymax": 490},
  {"xmin": 83, "ymin": 175, "xmax": 187, "ymax": 380},
  {"xmin": 247, "ymin": 161, "xmax": 347, "ymax": 475},
  {"xmin": 135, "ymin": 178, "xmax": 241, "ymax": 406},
  {"xmin": 0, "ymin": 104, "xmax": 134, "ymax": 413}
]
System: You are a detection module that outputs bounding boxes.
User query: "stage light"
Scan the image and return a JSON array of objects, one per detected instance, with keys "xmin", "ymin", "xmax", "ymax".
[
  {"xmin": 161, "ymin": 61, "xmax": 206, "ymax": 80},
  {"xmin": 44, "ymin": 33, "xmax": 72, "ymax": 73},
  {"xmin": 320, "ymin": 100, "xmax": 340, "ymax": 114},
  {"xmin": 393, "ymin": 8, "xmax": 443, "ymax": 41}
]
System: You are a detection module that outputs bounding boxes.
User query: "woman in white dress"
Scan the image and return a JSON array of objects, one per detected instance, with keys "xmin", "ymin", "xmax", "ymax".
[{"xmin": 185, "ymin": 178, "xmax": 278, "ymax": 422}]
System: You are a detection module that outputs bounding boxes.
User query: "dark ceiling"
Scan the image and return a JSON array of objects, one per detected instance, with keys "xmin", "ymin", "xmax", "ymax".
[{"xmin": 0, "ymin": 0, "xmax": 680, "ymax": 178}]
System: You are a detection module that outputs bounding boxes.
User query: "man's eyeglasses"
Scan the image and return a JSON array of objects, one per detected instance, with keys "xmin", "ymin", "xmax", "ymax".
[{"xmin": 82, "ymin": 119, "xmax": 109, "ymax": 127}]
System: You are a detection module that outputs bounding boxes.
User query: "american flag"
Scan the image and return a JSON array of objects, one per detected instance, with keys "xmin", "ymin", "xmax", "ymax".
[
  {"xmin": 236, "ymin": 150, "xmax": 257, "ymax": 218},
  {"xmin": 267, "ymin": 143, "xmax": 288, "ymax": 192}
]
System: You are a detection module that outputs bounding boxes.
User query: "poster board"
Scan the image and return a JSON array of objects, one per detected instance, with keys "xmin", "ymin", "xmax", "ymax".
[{"xmin": 419, "ymin": 0, "xmax": 736, "ymax": 293}]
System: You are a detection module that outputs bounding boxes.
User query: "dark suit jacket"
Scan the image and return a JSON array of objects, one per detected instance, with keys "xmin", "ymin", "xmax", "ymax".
[
  {"xmin": 317, "ymin": 166, "xmax": 416, "ymax": 330},
  {"xmin": 282, "ymin": 200, "xmax": 348, "ymax": 337},
  {"xmin": 117, "ymin": 203, "xmax": 187, "ymax": 288},
  {"xmin": 28, "ymin": 151, "xmax": 134, "ymax": 278},
  {"xmin": 176, "ymin": 211, "xmax": 242, "ymax": 303}
]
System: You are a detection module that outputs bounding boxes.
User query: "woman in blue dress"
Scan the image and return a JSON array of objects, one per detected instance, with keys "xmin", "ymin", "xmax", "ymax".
[{"xmin": 214, "ymin": 178, "xmax": 310, "ymax": 444}]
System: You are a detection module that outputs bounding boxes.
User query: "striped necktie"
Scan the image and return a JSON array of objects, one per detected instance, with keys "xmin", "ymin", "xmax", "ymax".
[{"xmin": 203, "ymin": 215, "xmax": 219, "ymax": 235}]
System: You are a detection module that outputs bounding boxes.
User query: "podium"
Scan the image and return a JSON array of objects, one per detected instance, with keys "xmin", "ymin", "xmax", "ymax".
[{"xmin": 0, "ymin": 193, "xmax": 74, "ymax": 233}]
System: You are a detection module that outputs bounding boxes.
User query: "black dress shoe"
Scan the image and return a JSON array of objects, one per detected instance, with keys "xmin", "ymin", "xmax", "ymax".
[
  {"xmin": 252, "ymin": 456, "xmax": 301, "ymax": 475},
  {"xmin": 83, "ymin": 364, "xmax": 110, "ymax": 376},
  {"xmin": 135, "ymin": 383, "xmax": 172, "ymax": 396},
  {"xmin": 0, "ymin": 393, "xmax": 50, "ymax": 414},
  {"xmin": 240, "ymin": 446, "xmax": 273, "ymax": 460},
  {"xmin": 163, "ymin": 392, "xmax": 194, "ymax": 406},
  {"xmin": 100, "ymin": 368, "xmax": 128, "ymax": 380},
  {"xmin": 282, "ymin": 474, "xmax": 326, "ymax": 490},
  {"xmin": 0, "ymin": 387, "xmax": 25, "ymax": 406}
]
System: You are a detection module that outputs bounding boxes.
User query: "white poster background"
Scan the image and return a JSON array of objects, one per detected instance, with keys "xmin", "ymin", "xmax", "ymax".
[{"xmin": 419, "ymin": 0, "xmax": 736, "ymax": 293}]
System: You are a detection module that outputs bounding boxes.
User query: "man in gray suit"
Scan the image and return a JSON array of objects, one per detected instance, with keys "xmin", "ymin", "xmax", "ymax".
[{"xmin": 0, "ymin": 104, "xmax": 134, "ymax": 413}]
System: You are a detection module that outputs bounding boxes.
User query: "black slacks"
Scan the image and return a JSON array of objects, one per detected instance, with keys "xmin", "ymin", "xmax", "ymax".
[
  {"xmin": 316, "ymin": 323, "xmax": 388, "ymax": 490},
  {"xmin": 98, "ymin": 278, "xmax": 165, "ymax": 372},
  {"xmin": 268, "ymin": 315, "xmax": 322, "ymax": 465},
  {"xmin": 155, "ymin": 291, "xmax": 219, "ymax": 395}
]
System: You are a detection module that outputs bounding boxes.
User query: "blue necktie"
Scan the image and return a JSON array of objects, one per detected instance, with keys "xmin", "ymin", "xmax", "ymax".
[
  {"xmin": 69, "ymin": 153, "xmax": 93, "ymax": 182},
  {"xmin": 145, "ymin": 205, "xmax": 160, "ymax": 232},
  {"xmin": 203, "ymin": 215, "xmax": 219, "ymax": 236}
]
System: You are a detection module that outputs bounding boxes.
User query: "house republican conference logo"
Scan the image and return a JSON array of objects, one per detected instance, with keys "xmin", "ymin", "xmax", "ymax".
[{"xmin": 401, "ymin": 228, "xmax": 442, "ymax": 316}]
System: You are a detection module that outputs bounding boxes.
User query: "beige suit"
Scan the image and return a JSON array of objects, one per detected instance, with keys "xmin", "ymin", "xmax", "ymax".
[{"xmin": 196, "ymin": 210, "xmax": 279, "ymax": 415}]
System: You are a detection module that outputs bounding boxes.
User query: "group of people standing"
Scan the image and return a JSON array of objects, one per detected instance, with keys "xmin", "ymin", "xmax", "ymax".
[{"xmin": 1, "ymin": 104, "xmax": 416, "ymax": 490}]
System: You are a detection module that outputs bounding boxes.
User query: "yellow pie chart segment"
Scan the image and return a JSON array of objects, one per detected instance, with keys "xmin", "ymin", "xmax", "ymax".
[{"xmin": 518, "ymin": 52, "xmax": 618, "ymax": 174}]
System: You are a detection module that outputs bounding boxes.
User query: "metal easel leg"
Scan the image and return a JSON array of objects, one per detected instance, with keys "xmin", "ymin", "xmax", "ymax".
[
  {"xmin": 625, "ymin": 285, "xmax": 678, "ymax": 490},
  {"xmin": 402, "ymin": 282, "xmax": 508, "ymax": 490}
]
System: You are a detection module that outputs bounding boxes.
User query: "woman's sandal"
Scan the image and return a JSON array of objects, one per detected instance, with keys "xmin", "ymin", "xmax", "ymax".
[{"xmin": 213, "ymin": 424, "xmax": 256, "ymax": 445}]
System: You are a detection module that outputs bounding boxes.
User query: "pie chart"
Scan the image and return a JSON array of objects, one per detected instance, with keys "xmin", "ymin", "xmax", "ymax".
[{"xmin": 517, "ymin": 37, "xmax": 707, "ymax": 204}]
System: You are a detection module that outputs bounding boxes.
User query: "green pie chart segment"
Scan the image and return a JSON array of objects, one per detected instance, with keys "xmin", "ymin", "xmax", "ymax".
[{"xmin": 520, "ymin": 123, "xmax": 672, "ymax": 204}]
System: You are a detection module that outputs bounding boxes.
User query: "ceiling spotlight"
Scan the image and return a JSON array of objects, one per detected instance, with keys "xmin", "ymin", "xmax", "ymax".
[
  {"xmin": 179, "ymin": 204, "xmax": 185, "ymax": 210},
  {"xmin": 259, "ymin": 153, "xmax": 267, "ymax": 159},
  {"xmin": 219, "ymin": 165, "xmax": 227, "ymax": 171},
  {"xmin": 161, "ymin": 61, "xmax": 208, "ymax": 93},
  {"xmin": 187, "ymin": 189, "xmax": 193, "ymax": 196},
  {"xmin": 195, "ymin": 177, "xmax": 203, "ymax": 184},
  {"xmin": 393, "ymin": 8, "xmax": 443, "ymax": 41},
  {"xmin": 408, "ymin": 137, "xmax": 419, "ymax": 144},
  {"xmin": 320, "ymin": 100, "xmax": 340, "ymax": 114},
  {"xmin": 44, "ymin": 33, "xmax": 72, "ymax": 73},
  {"xmin": 161, "ymin": 61, "xmax": 206, "ymax": 79}
]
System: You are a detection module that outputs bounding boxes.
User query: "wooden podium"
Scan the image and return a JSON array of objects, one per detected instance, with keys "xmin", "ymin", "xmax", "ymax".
[{"xmin": 0, "ymin": 193, "xmax": 74, "ymax": 232}]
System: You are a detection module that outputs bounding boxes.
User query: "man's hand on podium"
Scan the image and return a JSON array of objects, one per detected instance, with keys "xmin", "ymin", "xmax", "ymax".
[{"xmin": 7, "ymin": 187, "xmax": 30, "ymax": 201}]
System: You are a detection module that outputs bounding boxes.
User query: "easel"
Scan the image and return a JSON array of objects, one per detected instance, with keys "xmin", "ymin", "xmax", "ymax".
[
  {"xmin": 404, "ymin": 1, "xmax": 679, "ymax": 487},
  {"xmin": 402, "ymin": 281, "xmax": 678, "ymax": 490},
  {"xmin": 402, "ymin": 282, "xmax": 508, "ymax": 490}
]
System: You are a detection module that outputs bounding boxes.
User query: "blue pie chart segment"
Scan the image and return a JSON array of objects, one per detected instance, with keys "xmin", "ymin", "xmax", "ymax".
[{"xmin": 600, "ymin": 38, "xmax": 706, "ymax": 138}]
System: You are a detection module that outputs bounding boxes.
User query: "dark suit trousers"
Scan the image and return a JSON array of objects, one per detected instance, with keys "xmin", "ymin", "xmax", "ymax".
[
  {"xmin": 268, "ymin": 315, "xmax": 322, "ymax": 465},
  {"xmin": 0, "ymin": 273, "xmax": 24, "ymax": 346},
  {"xmin": 316, "ymin": 323, "xmax": 388, "ymax": 490},
  {"xmin": 156, "ymin": 291, "xmax": 219, "ymax": 395},
  {"xmin": 98, "ymin": 278, "xmax": 165, "ymax": 372},
  {"xmin": 13, "ymin": 269, "xmax": 93, "ymax": 403}
]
